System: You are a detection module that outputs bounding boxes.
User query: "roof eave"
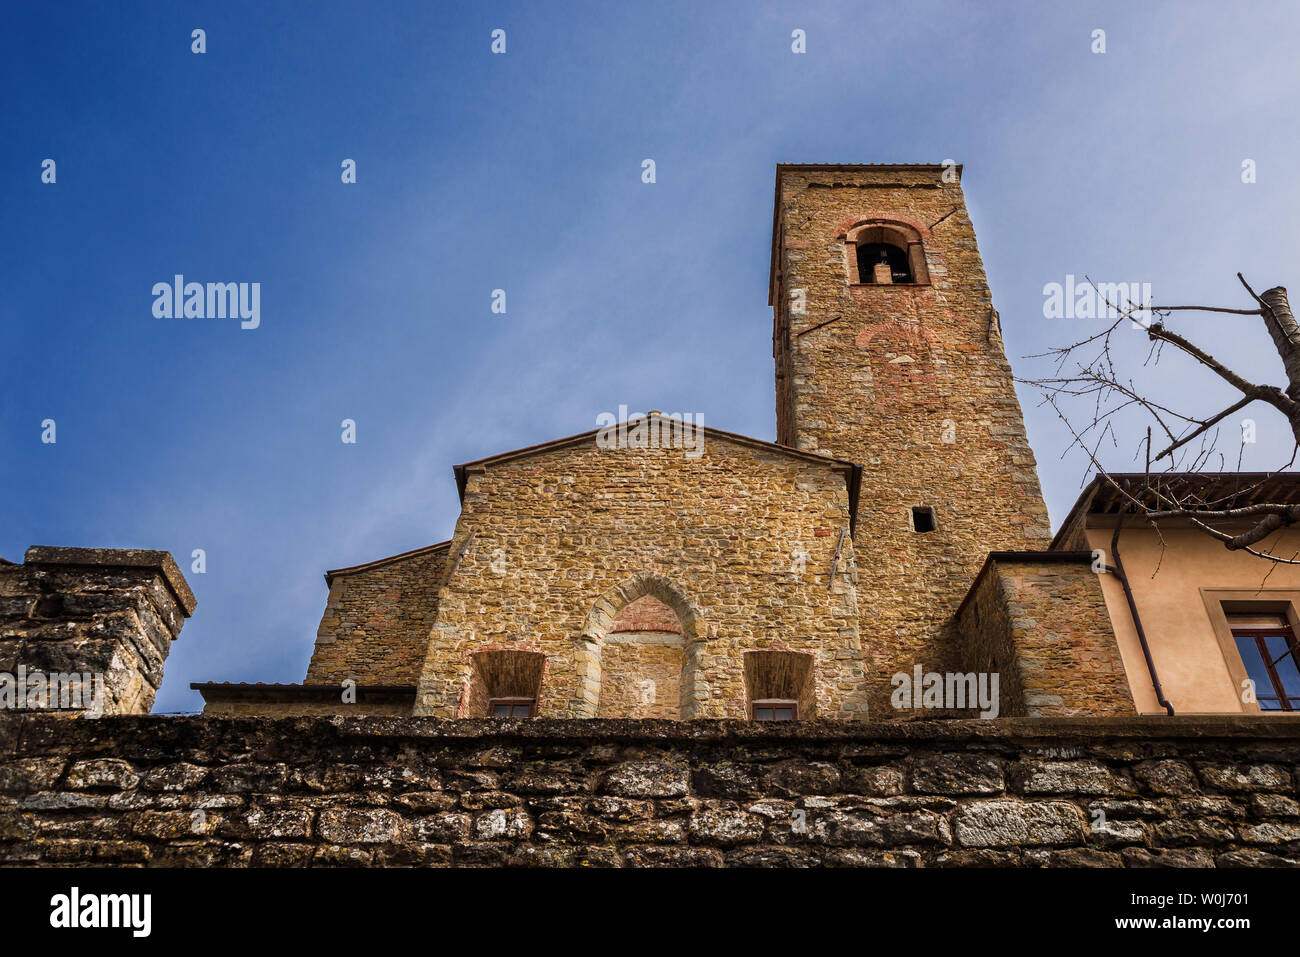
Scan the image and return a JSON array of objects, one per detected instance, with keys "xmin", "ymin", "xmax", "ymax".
[
  {"xmin": 1050, "ymin": 471, "xmax": 1300, "ymax": 548},
  {"xmin": 324, "ymin": 540, "xmax": 452, "ymax": 585}
]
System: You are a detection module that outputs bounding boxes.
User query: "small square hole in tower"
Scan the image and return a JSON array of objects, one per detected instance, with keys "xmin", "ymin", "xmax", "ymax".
[{"xmin": 911, "ymin": 506, "xmax": 937, "ymax": 533}]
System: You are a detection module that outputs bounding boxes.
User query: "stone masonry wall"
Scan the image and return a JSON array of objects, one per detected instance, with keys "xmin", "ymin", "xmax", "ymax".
[
  {"xmin": 306, "ymin": 544, "xmax": 449, "ymax": 686},
  {"xmin": 2, "ymin": 715, "xmax": 1298, "ymax": 867},
  {"xmin": 959, "ymin": 557, "xmax": 1026, "ymax": 716},
  {"xmin": 414, "ymin": 431, "xmax": 866, "ymax": 720},
  {"xmin": 772, "ymin": 166, "xmax": 1053, "ymax": 717},
  {"xmin": 959, "ymin": 553, "xmax": 1134, "ymax": 718},
  {"xmin": 0, "ymin": 548, "xmax": 196, "ymax": 716}
]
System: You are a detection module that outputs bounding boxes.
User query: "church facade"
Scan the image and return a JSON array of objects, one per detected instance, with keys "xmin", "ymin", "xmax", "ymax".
[{"xmin": 191, "ymin": 164, "xmax": 1300, "ymax": 723}]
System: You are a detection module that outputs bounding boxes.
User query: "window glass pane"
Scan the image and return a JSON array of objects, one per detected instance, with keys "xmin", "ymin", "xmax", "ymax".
[
  {"xmin": 491, "ymin": 704, "xmax": 511, "ymax": 717},
  {"xmin": 1264, "ymin": 636, "xmax": 1300, "ymax": 700},
  {"xmin": 773, "ymin": 708, "xmax": 794, "ymax": 721},
  {"xmin": 1235, "ymin": 636, "xmax": 1276, "ymax": 702},
  {"xmin": 511, "ymin": 704, "xmax": 530, "ymax": 717},
  {"xmin": 755, "ymin": 708, "xmax": 773, "ymax": 721}
]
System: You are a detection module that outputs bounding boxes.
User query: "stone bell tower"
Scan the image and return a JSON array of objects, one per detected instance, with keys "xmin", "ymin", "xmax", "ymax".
[{"xmin": 769, "ymin": 164, "xmax": 1052, "ymax": 714}]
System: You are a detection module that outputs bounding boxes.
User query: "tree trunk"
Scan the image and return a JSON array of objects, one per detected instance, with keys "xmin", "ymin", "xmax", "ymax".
[{"xmin": 1260, "ymin": 286, "xmax": 1300, "ymax": 401}]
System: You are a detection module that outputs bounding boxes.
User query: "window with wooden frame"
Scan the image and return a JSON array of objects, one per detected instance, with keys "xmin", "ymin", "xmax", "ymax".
[
  {"xmin": 1228, "ymin": 614, "xmax": 1300, "ymax": 712},
  {"xmin": 488, "ymin": 697, "xmax": 535, "ymax": 718},
  {"xmin": 751, "ymin": 699, "xmax": 798, "ymax": 721}
]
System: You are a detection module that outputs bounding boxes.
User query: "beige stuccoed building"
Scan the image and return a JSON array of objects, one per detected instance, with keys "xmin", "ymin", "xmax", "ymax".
[
  {"xmin": 1051, "ymin": 473, "xmax": 1300, "ymax": 717},
  {"xmin": 193, "ymin": 165, "xmax": 1300, "ymax": 722}
]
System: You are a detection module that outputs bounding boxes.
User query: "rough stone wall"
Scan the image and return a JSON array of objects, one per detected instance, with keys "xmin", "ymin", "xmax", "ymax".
[
  {"xmin": 3, "ymin": 715, "xmax": 1298, "ymax": 868},
  {"xmin": 0, "ymin": 548, "xmax": 195, "ymax": 716},
  {"xmin": 772, "ymin": 166, "xmax": 1053, "ymax": 717},
  {"xmin": 306, "ymin": 544, "xmax": 449, "ymax": 686},
  {"xmin": 959, "ymin": 554, "xmax": 1134, "ymax": 717},
  {"xmin": 959, "ymin": 559, "xmax": 1025, "ymax": 716},
  {"xmin": 413, "ymin": 433, "xmax": 865, "ymax": 720}
]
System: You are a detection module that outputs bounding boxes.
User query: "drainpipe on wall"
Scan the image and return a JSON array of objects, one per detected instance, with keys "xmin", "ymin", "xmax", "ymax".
[{"xmin": 1108, "ymin": 513, "xmax": 1175, "ymax": 715}]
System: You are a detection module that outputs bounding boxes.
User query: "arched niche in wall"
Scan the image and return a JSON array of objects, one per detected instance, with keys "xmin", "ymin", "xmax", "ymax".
[
  {"xmin": 842, "ymin": 220, "xmax": 930, "ymax": 286},
  {"xmin": 574, "ymin": 573, "xmax": 708, "ymax": 719}
]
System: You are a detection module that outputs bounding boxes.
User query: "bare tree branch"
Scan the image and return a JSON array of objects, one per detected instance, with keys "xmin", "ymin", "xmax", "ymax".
[{"xmin": 1024, "ymin": 275, "xmax": 1300, "ymax": 566}]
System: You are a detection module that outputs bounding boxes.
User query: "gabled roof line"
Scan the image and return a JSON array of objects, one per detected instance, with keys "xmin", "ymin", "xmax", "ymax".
[
  {"xmin": 451, "ymin": 417, "xmax": 863, "ymax": 535},
  {"xmin": 453, "ymin": 418, "xmax": 858, "ymax": 483},
  {"xmin": 324, "ymin": 540, "xmax": 452, "ymax": 584}
]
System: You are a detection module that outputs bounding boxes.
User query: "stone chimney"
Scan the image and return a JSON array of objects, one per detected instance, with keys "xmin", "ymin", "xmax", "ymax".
[{"xmin": 0, "ymin": 547, "xmax": 196, "ymax": 716}]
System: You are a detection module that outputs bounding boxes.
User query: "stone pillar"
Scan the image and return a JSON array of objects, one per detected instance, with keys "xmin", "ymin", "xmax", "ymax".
[
  {"xmin": 872, "ymin": 260, "xmax": 893, "ymax": 284},
  {"xmin": 0, "ymin": 546, "xmax": 196, "ymax": 716}
]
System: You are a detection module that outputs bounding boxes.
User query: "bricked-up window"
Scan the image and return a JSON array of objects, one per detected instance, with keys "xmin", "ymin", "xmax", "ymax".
[
  {"xmin": 489, "ymin": 697, "xmax": 535, "ymax": 718},
  {"xmin": 752, "ymin": 699, "xmax": 798, "ymax": 721},
  {"xmin": 911, "ymin": 506, "xmax": 937, "ymax": 533},
  {"xmin": 1229, "ymin": 614, "xmax": 1300, "ymax": 711},
  {"xmin": 857, "ymin": 243, "xmax": 913, "ymax": 284}
]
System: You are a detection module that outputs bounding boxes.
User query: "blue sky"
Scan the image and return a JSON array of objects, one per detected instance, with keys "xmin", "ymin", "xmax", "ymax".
[{"xmin": 4, "ymin": 1, "xmax": 1298, "ymax": 711}]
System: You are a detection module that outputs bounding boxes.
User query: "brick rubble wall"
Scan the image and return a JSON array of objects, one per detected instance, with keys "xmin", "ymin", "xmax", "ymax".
[
  {"xmin": 306, "ymin": 545, "xmax": 449, "ymax": 686},
  {"xmin": 2, "ymin": 716, "xmax": 1297, "ymax": 867},
  {"xmin": 597, "ymin": 638, "xmax": 684, "ymax": 719},
  {"xmin": 609, "ymin": 596, "xmax": 683, "ymax": 634}
]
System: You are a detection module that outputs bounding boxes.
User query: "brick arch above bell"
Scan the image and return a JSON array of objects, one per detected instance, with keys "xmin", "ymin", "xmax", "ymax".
[{"xmin": 832, "ymin": 213, "xmax": 932, "ymax": 243}]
